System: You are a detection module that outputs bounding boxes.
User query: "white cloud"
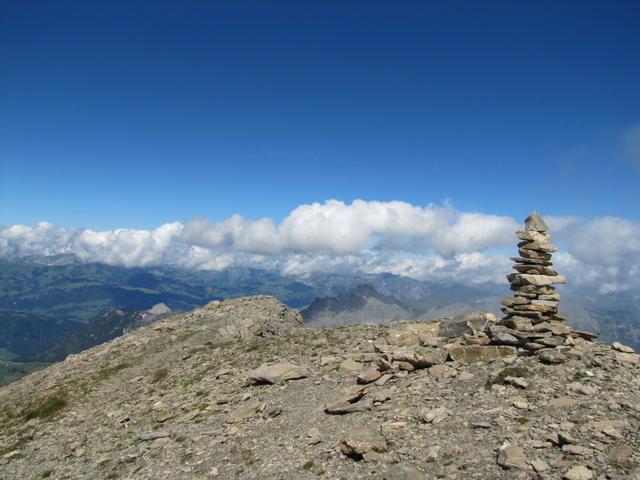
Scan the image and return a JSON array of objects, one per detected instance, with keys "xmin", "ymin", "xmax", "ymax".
[{"xmin": 1, "ymin": 200, "xmax": 639, "ymax": 292}]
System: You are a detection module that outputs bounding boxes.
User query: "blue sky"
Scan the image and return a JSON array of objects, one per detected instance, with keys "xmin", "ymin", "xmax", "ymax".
[{"xmin": 1, "ymin": 0, "xmax": 639, "ymax": 230}]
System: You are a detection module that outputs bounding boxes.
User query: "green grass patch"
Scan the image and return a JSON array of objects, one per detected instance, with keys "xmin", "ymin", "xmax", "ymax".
[
  {"xmin": 0, "ymin": 361, "xmax": 51, "ymax": 387},
  {"xmin": 22, "ymin": 390, "xmax": 68, "ymax": 421},
  {"xmin": 573, "ymin": 370, "xmax": 589, "ymax": 381},
  {"xmin": 0, "ymin": 434, "xmax": 34, "ymax": 456},
  {"xmin": 96, "ymin": 362, "xmax": 132, "ymax": 380}
]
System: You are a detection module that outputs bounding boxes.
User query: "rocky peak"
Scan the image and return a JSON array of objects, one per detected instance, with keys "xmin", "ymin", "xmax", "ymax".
[{"xmin": 0, "ymin": 295, "xmax": 638, "ymax": 479}]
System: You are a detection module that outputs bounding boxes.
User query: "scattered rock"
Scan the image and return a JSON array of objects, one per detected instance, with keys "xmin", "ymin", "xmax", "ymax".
[
  {"xmin": 307, "ymin": 427, "xmax": 322, "ymax": 445},
  {"xmin": 226, "ymin": 401, "xmax": 265, "ymax": 423},
  {"xmin": 340, "ymin": 358, "xmax": 363, "ymax": 373},
  {"xmin": 612, "ymin": 341, "xmax": 635, "ymax": 353},
  {"xmin": 339, "ymin": 427, "xmax": 387, "ymax": 459},
  {"xmin": 357, "ymin": 368, "xmax": 382, "ymax": 384},
  {"xmin": 246, "ymin": 362, "xmax": 307, "ymax": 384},
  {"xmin": 497, "ymin": 443, "xmax": 530, "ymax": 471},
  {"xmin": 382, "ymin": 462, "xmax": 427, "ymax": 479},
  {"xmin": 563, "ymin": 465, "xmax": 593, "ymax": 480}
]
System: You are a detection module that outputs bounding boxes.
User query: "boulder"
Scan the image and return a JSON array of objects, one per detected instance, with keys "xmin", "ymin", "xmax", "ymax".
[{"xmin": 340, "ymin": 427, "xmax": 387, "ymax": 458}]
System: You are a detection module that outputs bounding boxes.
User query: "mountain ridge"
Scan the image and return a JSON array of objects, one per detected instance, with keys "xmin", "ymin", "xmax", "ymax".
[{"xmin": 0, "ymin": 295, "xmax": 638, "ymax": 479}]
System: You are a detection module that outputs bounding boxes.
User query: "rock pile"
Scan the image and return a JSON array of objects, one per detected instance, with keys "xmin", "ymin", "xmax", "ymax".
[{"xmin": 488, "ymin": 212, "xmax": 580, "ymax": 359}]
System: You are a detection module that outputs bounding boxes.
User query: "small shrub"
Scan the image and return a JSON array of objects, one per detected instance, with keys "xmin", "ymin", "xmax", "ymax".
[
  {"xmin": 40, "ymin": 470, "xmax": 54, "ymax": 478},
  {"xmin": 22, "ymin": 391, "xmax": 68, "ymax": 421},
  {"xmin": 573, "ymin": 370, "xmax": 588, "ymax": 381}
]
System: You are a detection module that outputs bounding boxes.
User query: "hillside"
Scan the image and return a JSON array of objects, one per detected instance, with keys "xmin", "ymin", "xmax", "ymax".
[
  {"xmin": 22, "ymin": 304, "xmax": 173, "ymax": 363},
  {"xmin": 1, "ymin": 296, "xmax": 638, "ymax": 479},
  {"xmin": 301, "ymin": 285, "xmax": 413, "ymax": 327}
]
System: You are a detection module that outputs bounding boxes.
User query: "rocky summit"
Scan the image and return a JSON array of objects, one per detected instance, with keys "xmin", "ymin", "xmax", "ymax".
[{"xmin": 0, "ymin": 295, "xmax": 639, "ymax": 479}]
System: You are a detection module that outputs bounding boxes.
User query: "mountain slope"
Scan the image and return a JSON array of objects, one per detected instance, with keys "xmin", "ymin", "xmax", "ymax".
[
  {"xmin": 301, "ymin": 284, "xmax": 413, "ymax": 327},
  {"xmin": 22, "ymin": 304, "xmax": 173, "ymax": 363},
  {"xmin": 0, "ymin": 296, "xmax": 638, "ymax": 479},
  {"xmin": 0, "ymin": 310, "xmax": 81, "ymax": 357}
]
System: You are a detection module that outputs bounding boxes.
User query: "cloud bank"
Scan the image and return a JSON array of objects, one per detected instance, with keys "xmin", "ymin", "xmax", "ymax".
[{"xmin": 2, "ymin": 200, "xmax": 639, "ymax": 293}]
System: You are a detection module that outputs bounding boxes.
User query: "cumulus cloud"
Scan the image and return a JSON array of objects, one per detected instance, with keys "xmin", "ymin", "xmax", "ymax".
[
  {"xmin": 1, "ymin": 200, "xmax": 639, "ymax": 292},
  {"xmin": 180, "ymin": 200, "xmax": 518, "ymax": 256}
]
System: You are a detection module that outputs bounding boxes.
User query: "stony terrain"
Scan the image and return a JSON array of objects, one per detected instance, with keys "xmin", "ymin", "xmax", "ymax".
[{"xmin": 0, "ymin": 295, "xmax": 638, "ymax": 480}]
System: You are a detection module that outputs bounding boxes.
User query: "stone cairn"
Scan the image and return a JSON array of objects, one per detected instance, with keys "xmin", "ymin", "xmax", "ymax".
[{"xmin": 487, "ymin": 211, "xmax": 579, "ymax": 359}]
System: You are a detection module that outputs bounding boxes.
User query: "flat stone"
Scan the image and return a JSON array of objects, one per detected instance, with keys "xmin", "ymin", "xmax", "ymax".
[
  {"xmin": 538, "ymin": 349, "xmax": 567, "ymax": 364},
  {"xmin": 417, "ymin": 407, "xmax": 449, "ymax": 424},
  {"xmin": 568, "ymin": 382, "xmax": 596, "ymax": 395},
  {"xmin": 516, "ymin": 229, "xmax": 550, "ymax": 242},
  {"xmin": 307, "ymin": 427, "xmax": 323, "ymax": 445},
  {"xmin": 357, "ymin": 368, "xmax": 382, "ymax": 384},
  {"xmin": 562, "ymin": 445, "xmax": 592, "ymax": 456},
  {"xmin": 538, "ymin": 336, "xmax": 566, "ymax": 348},
  {"xmin": 501, "ymin": 296, "xmax": 530, "ymax": 307},
  {"xmin": 247, "ymin": 362, "xmax": 308, "ymax": 384},
  {"xmin": 501, "ymin": 307, "xmax": 542, "ymax": 319},
  {"xmin": 529, "ymin": 458, "xmax": 550, "ymax": 473},
  {"xmin": 391, "ymin": 346, "xmax": 446, "ymax": 368},
  {"xmin": 614, "ymin": 352, "xmax": 639, "ymax": 365},
  {"xmin": 512, "ymin": 265, "xmax": 558, "ymax": 275},
  {"xmin": 502, "ymin": 316, "xmax": 534, "ymax": 332},
  {"xmin": 226, "ymin": 401, "xmax": 265, "ymax": 423},
  {"xmin": 491, "ymin": 332, "xmax": 521, "ymax": 346},
  {"xmin": 138, "ymin": 431, "xmax": 170, "ymax": 441},
  {"xmin": 340, "ymin": 427, "xmax": 387, "ymax": 458},
  {"xmin": 518, "ymin": 240, "xmax": 557, "ymax": 253},
  {"xmin": 549, "ymin": 397, "xmax": 578, "ymax": 408},
  {"xmin": 382, "ymin": 462, "xmax": 427, "ymax": 480},
  {"xmin": 448, "ymin": 345, "xmax": 517, "ymax": 364},
  {"xmin": 563, "ymin": 465, "xmax": 593, "ymax": 480},
  {"xmin": 362, "ymin": 451, "xmax": 395, "ymax": 464},
  {"xmin": 324, "ymin": 386, "xmax": 371, "ymax": 414},
  {"xmin": 512, "ymin": 303, "xmax": 558, "ymax": 313},
  {"xmin": 507, "ymin": 274, "xmax": 567, "ymax": 287},
  {"xmin": 612, "ymin": 341, "xmax": 635, "ymax": 353},
  {"xmin": 517, "ymin": 248, "xmax": 552, "ymax": 260},
  {"xmin": 531, "ymin": 299, "xmax": 559, "ymax": 307},
  {"xmin": 340, "ymin": 358, "xmax": 363, "ymax": 373},
  {"xmin": 497, "ymin": 443, "xmax": 530, "ymax": 470},
  {"xmin": 505, "ymin": 376, "xmax": 529, "ymax": 389},
  {"xmin": 510, "ymin": 257, "xmax": 553, "ymax": 266}
]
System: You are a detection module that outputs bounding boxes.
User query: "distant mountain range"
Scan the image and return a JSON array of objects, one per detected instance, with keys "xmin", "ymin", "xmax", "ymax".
[
  {"xmin": 301, "ymin": 284, "xmax": 413, "ymax": 327},
  {"xmin": 22, "ymin": 304, "xmax": 172, "ymax": 363},
  {"xmin": 0, "ymin": 254, "xmax": 638, "ymax": 385}
]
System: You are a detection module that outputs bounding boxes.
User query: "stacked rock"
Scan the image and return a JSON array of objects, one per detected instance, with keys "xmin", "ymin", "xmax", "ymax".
[{"xmin": 487, "ymin": 212, "xmax": 572, "ymax": 355}]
